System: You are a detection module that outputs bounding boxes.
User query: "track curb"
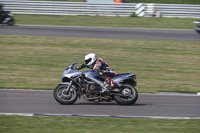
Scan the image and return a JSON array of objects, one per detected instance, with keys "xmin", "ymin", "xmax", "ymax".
[{"xmin": 0, "ymin": 113, "xmax": 200, "ymax": 119}]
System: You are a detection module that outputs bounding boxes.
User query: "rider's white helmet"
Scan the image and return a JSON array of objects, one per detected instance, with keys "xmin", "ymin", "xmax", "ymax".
[{"xmin": 85, "ymin": 53, "xmax": 97, "ymax": 66}]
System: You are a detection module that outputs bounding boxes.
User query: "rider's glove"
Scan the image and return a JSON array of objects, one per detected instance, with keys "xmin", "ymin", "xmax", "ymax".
[
  {"xmin": 76, "ymin": 64, "xmax": 86, "ymax": 71},
  {"xmin": 81, "ymin": 64, "xmax": 86, "ymax": 68}
]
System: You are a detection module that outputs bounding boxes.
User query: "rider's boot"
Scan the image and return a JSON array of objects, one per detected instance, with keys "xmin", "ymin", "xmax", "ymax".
[
  {"xmin": 104, "ymin": 77, "xmax": 120, "ymax": 92},
  {"xmin": 99, "ymin": 81, "xmax": 109, "ymax": 93}
]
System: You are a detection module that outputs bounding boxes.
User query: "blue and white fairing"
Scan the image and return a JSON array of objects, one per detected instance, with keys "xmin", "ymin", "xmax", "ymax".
[
  {"xmin": 82, "ymin": 70, "xmax": 99, "ymax": 77},
  {"xmin": 61, "ymin": 62, "xmax": 81, "ymax": 81},
  {"xmin": 111, "ymin": 73, "xmax": 136, "ymax": 84},
  {"xmin": 62, "ymin": 68, "xmax": 81, "ymax": 79}
]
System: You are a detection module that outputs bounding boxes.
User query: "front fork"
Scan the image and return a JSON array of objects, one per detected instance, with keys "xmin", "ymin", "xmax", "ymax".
[{"xmin": 65, "ymin": 80, "xmax": 73, "ymax": 93}]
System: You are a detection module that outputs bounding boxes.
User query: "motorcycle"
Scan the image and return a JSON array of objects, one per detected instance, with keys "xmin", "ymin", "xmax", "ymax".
[
  {"xmin": 194, "ymin": 20, "xmax": 200, "ymax": 34},
  {"xmin": 53, "ymin": 62, "xmax": 138, "ymax": 105},
  {"xmin": 0, "ymin": 5, "xmax": 15, "ymax": 26}
]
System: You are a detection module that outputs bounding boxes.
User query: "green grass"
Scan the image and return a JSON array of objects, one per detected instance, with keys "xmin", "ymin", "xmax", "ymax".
[
  {"xmin": 15, "ymin": 14, "xmax": 197, "ymax": 29},
  {"xmin": 0, "ymin": 115, "xmax": 200, "ymax": 133},
  {"xmin": 0, "ymin": 35, "xmax": 200, "ymax": 93}
]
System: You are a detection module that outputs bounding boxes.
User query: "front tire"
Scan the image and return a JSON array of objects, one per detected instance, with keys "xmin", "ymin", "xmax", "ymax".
[
  {"xmin": 113, "ymin": 84, "xmax": 138, "ymax": 105},
  {"xmin": 53, "ymin": 84, "xmax": 78, "ymax": 105}
]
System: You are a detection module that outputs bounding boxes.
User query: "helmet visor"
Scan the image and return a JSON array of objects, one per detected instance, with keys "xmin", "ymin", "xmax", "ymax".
[{"xmin": 85, "ymin": 58, "xmax": 92, "ymax": 65}]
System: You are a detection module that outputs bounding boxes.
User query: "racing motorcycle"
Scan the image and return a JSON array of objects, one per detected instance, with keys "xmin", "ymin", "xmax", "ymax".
[
  {"xmin": 194, "ymin": 20, "xmax": 200, "ymax": 34},
  {"xmin": 0, "ymin": 5, "xmax": 15, "ymax": 25},
  {"xmin": 53, "ymin": 62, "xmax": 138, "ymax": 105}
]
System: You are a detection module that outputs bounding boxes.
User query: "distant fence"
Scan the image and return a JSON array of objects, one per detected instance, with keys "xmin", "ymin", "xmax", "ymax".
[
  {"xmin": 152, "ymin": 4, "xmax": 200, "ymax": 18},
  {"xmin": 0, "ymin": 0, "xmax": 200, "ymax": 18}
]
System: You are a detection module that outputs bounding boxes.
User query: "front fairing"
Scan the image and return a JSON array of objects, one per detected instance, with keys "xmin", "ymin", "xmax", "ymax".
[
  {"xmin": 62, "ymin": 69, "xmax": 82, "ymax": 79},
  {"xmin": 62, "ymin": 62, "xmax": 81, "ymax": 79}
]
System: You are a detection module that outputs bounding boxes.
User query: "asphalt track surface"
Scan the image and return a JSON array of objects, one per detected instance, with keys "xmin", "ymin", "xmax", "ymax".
[
  {"xmin": 0, "ymin": 25, "xmax": 200, "ymax": 41},
  {"xmin": 0, "ymin": 89, "xmax": 199, "ymax": 118},
  {"xmin": 1, "ymin": 25, "xmax": 200, "ymax": 118}
]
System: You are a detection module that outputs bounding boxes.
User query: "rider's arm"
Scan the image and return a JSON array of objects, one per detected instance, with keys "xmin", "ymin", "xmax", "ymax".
[
  {"xmin": 93, "ymin": 61, "xmax": 102, "ymax": 71},
  {"xmin": 77, "ymin": 64, "xmax": 86, "ymax": 70},
  {"xmin": 93, "ymin": 61, "xmax": 104, "ymax": 76}
]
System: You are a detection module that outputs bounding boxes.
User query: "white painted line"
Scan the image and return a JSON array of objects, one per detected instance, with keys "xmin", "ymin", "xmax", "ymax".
[
  {"xmin": 0, "ymin": 113, "xmax": 33, "ymax": 116},
  {"xmin": 157, "ymin": 92, "xmax": 199, "ymax": 96},
  {"xmin": 0, "ymin": 113, "xmax": 200, "ymax": 119},
  {"xmin": 34, "ymin": 113, "xmax": 73, "ymax": 117},
  {"xmin": 0, "ymin": 89, "xmax": 53, "ymax": 92},
  {"xmin": 140, "ymin": 92, "xmax": 199, "ymax": 97},
  {"xmin": 115, "ymin": 115, "xmax": 200, "ymax": 119}
]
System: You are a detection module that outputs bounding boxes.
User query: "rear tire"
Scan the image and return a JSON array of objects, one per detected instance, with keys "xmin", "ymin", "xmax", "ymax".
[
  {"xmin": 53, "ymin": 84, "xmax": 78, "ymax": 105},
  {"xmin": 113, "ymin": 84, "xmax": 138, "ymax": 105}
]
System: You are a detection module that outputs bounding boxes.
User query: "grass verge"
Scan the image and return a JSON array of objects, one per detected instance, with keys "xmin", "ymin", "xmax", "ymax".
[
  {"xmin": 0, "ymin": 115, "xmax": 200, "ymax": 133},
  {"xmin": 0, "ymin": 35, "xmax": 200, "ymax": 93},
  {"xmin": 15, "ymin": 14, "xmax": 197, "ymax": 29}
]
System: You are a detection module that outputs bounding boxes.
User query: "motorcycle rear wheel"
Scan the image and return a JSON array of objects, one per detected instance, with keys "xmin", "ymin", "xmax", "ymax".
[
  {"xmin": 53, "ymin": 84, "xmax": 78, "ymax": 105},
  {"xmin": 113, "ymin": 84, "xmax": 138, "ymax": 105}
]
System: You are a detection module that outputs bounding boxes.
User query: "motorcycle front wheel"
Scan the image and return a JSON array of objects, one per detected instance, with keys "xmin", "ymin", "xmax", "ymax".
[
  {"xmin": 53, "ymin": 84, "xmax": 78, "ymax": 105},
  {"xmin": 113, "ymin": 84, "xmax": 138, "ymax": 105}
]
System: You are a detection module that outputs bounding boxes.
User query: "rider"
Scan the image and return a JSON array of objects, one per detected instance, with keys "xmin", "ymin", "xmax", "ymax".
[{"xmin": 77, "ymin": 53, "xmax": 116, "ymax": 92}]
